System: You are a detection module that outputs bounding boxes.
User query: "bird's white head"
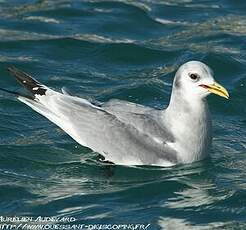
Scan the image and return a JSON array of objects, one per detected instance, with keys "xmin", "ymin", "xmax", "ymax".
[{"xmin": 173, "ymin": 61, "xmax": 229, "ymax": 100}]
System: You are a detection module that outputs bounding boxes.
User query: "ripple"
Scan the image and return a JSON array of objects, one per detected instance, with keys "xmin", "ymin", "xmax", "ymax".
[
  {"xmin": 72, "ymin": 33, "xmax": 135, "ymax": 44},
  {"xmin": 0, "ymin": 0, "xmax": 71, "ymax": 18},
  {"xmin": 0, "ymin": 29, "xmax": 58, "ymax": 41},
  {"xmin": 146, "ymin": 15, "xmax": 246, "ymax": 54},
  {"xmin": 87, "ymin": 0, "xmax": 152, "ymax": 12},
  {"xmin": 24, "ymin": 16, "xmax": 60, "ymax": 24},
  {"xmin": 0, "ymin": 55, "xmax": 38, "ymax": 62},
  {"xmin": 158, "ymin": 217, "xmax": 233, "ymax": 230},
  {"xmin": 154, "ymin": 17, "xmax": 194, "ymax": 26}
]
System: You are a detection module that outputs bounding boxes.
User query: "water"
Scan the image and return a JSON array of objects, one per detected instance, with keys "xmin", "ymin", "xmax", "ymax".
[{"xmin": 0, "ymin": 0, "xmax": 245, "ymax": 229}]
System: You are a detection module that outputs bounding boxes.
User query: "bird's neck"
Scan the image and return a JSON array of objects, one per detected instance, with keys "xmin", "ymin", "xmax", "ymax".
[
  {"xmin": 163, "ymin": 89, "xmax": 212, "ymax": 163},
  {"xmin": 167, "ymin": 88, "xmax": 208, "ymax": 115}
]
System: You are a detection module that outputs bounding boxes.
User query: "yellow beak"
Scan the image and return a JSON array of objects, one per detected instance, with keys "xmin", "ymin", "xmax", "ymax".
[{"xmin": 199, "ymin": 82, "xmax": 229, "ymax": 99}]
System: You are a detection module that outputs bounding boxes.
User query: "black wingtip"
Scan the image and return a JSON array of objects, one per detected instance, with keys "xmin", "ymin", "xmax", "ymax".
[
  {"xmin": 7, "ymin": 66, "xmax": 16, "ymax": 72},
  {"xmin": 7, "ymin": 66, "xmax": 47, "ymax": 97}
]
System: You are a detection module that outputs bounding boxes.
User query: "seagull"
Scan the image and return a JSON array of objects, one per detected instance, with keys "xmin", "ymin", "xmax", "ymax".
[{"xmin": 0, "ymin": 61, "xmax": 229, "ymax": 167}]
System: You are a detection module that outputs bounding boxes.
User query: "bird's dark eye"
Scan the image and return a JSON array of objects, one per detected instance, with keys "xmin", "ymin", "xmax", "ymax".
[{"xmin": 189, "ymin": 73, "xmax": 199, "ymax": 81}]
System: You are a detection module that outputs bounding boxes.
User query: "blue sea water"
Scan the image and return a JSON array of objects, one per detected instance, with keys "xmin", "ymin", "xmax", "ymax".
[{"xmin": 0, "ymin": 0, "xmax": 245, "ymax": 229}]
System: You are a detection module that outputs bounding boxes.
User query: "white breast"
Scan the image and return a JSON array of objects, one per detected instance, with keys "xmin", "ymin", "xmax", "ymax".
[{"xmin": 164, "ymin": 100, "xmax": 212, "ymax": 163}]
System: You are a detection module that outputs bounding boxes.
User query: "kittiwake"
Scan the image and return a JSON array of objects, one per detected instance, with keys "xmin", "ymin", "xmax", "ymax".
[{"xmin": 0, "ymin": 61, "xmax": 229, "ymax": 167}]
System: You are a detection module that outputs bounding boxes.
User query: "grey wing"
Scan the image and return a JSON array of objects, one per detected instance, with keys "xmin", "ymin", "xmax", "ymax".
[
  {"xmin": 66, "ymin": 97, "xmax": 175, "ymax": 145},
  {"xmin": 102, "ymin": 99, "xmax": 153, "ymax": 114},
  {"xmin": 19, "ymin": 94, "xmax": 178, "ymax": 166},
  {"xmin": 102, "ymin": 99, "xmax": 175, "ymax": 144}
]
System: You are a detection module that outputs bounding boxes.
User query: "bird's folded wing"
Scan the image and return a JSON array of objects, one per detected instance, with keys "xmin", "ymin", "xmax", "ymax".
[
  {"xmin": 102, "ymin": 99, "xmax": 153, "ymax": 114},
  {"xmin": 19, "ymin": 93, "xmax": 178, "ymax": 165}
]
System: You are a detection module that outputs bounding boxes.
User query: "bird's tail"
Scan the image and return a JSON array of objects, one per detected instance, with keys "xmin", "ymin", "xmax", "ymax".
[{"xmin": 5, "ymin": 66, "xmax": 48, "ymax": 99}]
